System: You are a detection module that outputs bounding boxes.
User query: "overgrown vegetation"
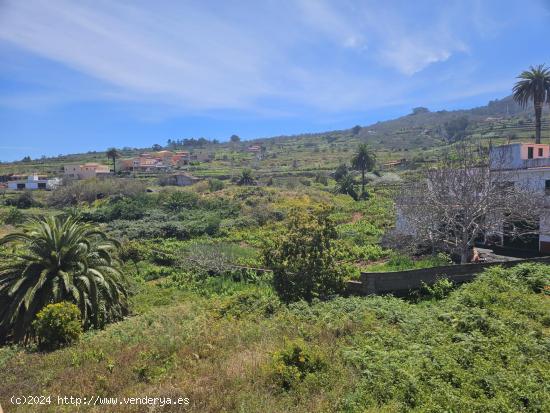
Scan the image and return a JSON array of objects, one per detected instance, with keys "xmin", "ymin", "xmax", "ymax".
[
  {"xmin": 1, "ymin": 89, "xmax": 550, "ymax": 410},
  {"xmin": 0, "ymin": 263, "xmax": 547, "ymax": 412}
]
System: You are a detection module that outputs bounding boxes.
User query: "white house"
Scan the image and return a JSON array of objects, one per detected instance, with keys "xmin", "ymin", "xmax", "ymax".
[
  {"xmin": 489, "ymin": 143, "xmax": 550, "ymax": 253},
  {"xmin": 394, "ymin": 142, "xmax": 550, "ymax": 254},
  {"xmin": 7, "ymin": 174, "xmax": 61, "ymax": 190}
]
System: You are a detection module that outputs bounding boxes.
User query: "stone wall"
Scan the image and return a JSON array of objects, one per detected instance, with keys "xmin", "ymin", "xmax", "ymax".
[{"xmin": 346, "ymin": 256, "xmax": 550, "ymax": 296}]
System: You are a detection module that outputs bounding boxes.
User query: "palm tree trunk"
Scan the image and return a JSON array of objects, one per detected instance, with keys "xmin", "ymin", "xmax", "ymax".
[
  {"xmin": 535, "ymin": 99, "xmax": 543, "ymax": 144},
  {"xmin": 112, "ymin": 157, "xmax": 116, "ymax": 174},
  {"xmin": 361, "ymin": 169, "xmax": 365, "ymax": 196}
]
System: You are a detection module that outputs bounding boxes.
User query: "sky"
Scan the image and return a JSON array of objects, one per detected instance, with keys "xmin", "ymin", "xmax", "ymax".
[{"xmin": 0, "ymin": 0, "xmax": 549, "ymax": 161}]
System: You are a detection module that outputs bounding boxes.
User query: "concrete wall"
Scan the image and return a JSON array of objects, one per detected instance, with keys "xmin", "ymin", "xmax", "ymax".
[
  {"xmin": 346, "ymin": 256, "xmax": 550, "ymax": 296},
  {"xmin": 490, "ymin": 144, "xmax": 522, "ymax": 170}
]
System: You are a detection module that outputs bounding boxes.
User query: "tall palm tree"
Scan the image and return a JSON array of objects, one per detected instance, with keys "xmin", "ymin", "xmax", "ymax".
[
  {"xmin": 513, "ymin": 64, "xmax": 550, "ymax": 144},
  {"xmin": 351, "ymin": 144, "xmax": 376, "ymax": 199},
  {"xmin": 0, "ymin": 215, "xmax": 127, "ymax": 344},
  {"xmin": 106, "ymin": 148, "xmax": 121, "ymax": 174}
]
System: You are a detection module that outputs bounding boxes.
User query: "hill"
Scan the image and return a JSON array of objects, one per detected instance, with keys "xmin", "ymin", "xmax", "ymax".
[{"xmin": 2, "ymin": 95, "xmax": 550, "ymax": 179}]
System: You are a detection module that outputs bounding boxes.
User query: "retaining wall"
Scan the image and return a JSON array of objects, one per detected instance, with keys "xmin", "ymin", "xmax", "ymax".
[{"xmin": 347, "ymin": 256, "xmax": 550, "ymax": 296}]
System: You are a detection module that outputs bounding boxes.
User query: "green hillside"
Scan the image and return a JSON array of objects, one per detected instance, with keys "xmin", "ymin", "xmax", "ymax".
[{"xmin": 2, "ymin": 95, "xmax": 550, "ymax": 181}]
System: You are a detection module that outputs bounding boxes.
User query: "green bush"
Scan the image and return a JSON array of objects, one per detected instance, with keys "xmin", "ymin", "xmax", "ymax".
[
  {"xmin": 106, "ymin": 209, "xmax": 222, "ymax": 240},
  {"xmin": 208, "ymin": 178, "xmax": 224, "ymax": 192},
  {"xmin": 118, "ymin": 239, "xmax": 146, "ymax": 264},
  {"xmin": 421, "ymin": 278, "xmax": 454, "ymax": 300},
  {"xmin": 217, "ymin": 289, "xmax": 280, "ymax": 319},
  {"xmin": 270, "ymin": 341, "xmax": 325, "ymax": 390},
  {"xmin": 1, "ymin": 207, "xmax": 25, "ymax": 225},
  {"xmin": 505, "ymin": 263, "xmax": 550, "ymax": 293},
  {"xmin": 163, "ymin": 191, "xmax": 199, "ymax": 212},
  {"xmin": 82, "ymin": 197, "xmax": 147, "ymax": 222},
  {"xmin": 265, "ymin": 207, "xmax": 346, "ymax": 302},
  {"xmin": 5, "ymin": 191, "xmax": 36, "ymax": 209},
  {"xmin": 32, "ymin": 302, "xmax": 82, "ymax": 351},
  {"xmin": 314, "ymin": 172, "xmax": 328, "ymax": 186}
]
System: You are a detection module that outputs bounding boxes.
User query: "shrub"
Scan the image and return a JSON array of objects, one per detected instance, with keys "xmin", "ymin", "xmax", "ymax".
[
  {"xmin": 118, "ymin": 240, "xmax": 146, "ymax": 273},
  {"xmin": 108, "ymin": 197, "xmax": 147, "ymax": 220},
  {"xmin": 421, "ymin": 278, "xmax": 454, "ymax": 300},
  {"xmin": 32, "ymin": 302, "xmax": 82, "ymax": 350},
  {"xmin": 5, "ymin": 191, "xmax": 35, "ymax": 209},
  {"xmin": 333, "ymin": 163, "xmax": 348, "ymax": 181},
  {"xmin": 179, "ymin": 210, "xmax": 221, "ymax": 236},
  {"xmin": 314, "ymin": 172, "xmax": 328, "ymax": 186},
  {"xmin": 163, "ymin": 191, "xmax": 199, "ymax": 212},
  {"xmin": 49, "ymin": 179, "xmax": 146, "ymax": 206},
  {"xmin": 264, "ymin": 206, "xmax": 346, "ymax": 302},
  {"xmin": 270, "ymin": 341, "xmax": 325, "ymax": 390},
  {"xmin": 82, "ymin": 197, "xmax": 147, "ymax": 222},
  {"xmin": 505, "ymin": 263, "xmax": 550, "ymax": 293},
  {"xmin": 208, "ymin": 179, "xmax": 224, "ymax": 192},
  {"xmin": 217, "ymin": 289, "xmax": 280, "ymax": 319},
  {"xmin": 1, "ymin": 207, "xmax": 25, "ymax": 225}
]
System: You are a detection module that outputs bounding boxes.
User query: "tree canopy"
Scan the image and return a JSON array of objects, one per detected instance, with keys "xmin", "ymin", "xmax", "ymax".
[{"xmin": 513, "ymin": 64, "xmax": 550, "ymax": 143}]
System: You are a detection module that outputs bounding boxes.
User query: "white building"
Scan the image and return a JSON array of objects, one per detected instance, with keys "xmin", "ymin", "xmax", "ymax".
[
  {"xmin": 394, "ymin": 142, "xmax": 550, "ymax": 254},
  {"xmin": 7, "ymin": 174, "xmax": 61, "ymax": 190},
  {"xmin": 489, "ymin": 143, "xmax": 550, "ymax": 253}
]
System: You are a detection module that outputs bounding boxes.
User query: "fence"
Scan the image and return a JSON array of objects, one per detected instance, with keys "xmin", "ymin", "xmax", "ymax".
[{"xmin": 346, "ymin": 256, "xmax": 550, "ymax": 296}]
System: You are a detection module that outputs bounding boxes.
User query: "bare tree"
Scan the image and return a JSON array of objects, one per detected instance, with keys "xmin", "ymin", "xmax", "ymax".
[{"xmin": 395, "ymin": 146, "xmax": 543, "ymax": 263}]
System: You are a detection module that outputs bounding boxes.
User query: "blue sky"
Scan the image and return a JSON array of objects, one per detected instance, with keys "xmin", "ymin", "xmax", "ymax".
[{"xmin": 0, "ymin": 0, "xmax": 549, "ymax": 161}]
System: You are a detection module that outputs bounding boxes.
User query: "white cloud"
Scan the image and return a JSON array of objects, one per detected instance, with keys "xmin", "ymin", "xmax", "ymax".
[
  {"xmin": 0, "ymin": 0, "xmax": 514, "ymax": 114},
  {"xmin": 378, "ymin": 37, "xmax": 463, "ymax": 75},
  {"xmin": 0, "ymin": 0, "xmax": 274, "ymax": 110}
]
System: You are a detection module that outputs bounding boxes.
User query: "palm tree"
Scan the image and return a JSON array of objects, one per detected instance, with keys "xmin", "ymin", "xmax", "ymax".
[
  {"xmin": 106, "ymin": 148, "xmax": 121, "ymax": 174},
  {"xmin": 237, "ymin": 169, "xmax": 256, "ymax": 186},
  {"xmin": 351, "ymin": 144, "xmax": 376, "ymax": 199},
  {"xmin": 334, "ymin": 173, "xmax": 358, "ymax": 201},
  {"xmin": 0, "ymin": 216, "xmax": 128, "ymax": 344},
  {"xmin": 513, "ymin": 64, "xmax": 550, "ymax": 144}
]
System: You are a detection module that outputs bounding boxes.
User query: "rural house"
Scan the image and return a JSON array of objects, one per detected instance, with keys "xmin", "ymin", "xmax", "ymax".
[
  {"xmin": 7, "ymin": 174, "xmax": 61, "ymax": 190},
  {"xmin": 64, "ymin": 163, "xmax": 111, "ymax": 179},
  {"xmin": 489, "ymin": 143, "xmax": 550, "ymax": 253}
]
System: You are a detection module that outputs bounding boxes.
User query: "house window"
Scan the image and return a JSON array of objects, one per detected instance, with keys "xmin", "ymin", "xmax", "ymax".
[
  {"xmin": 38, "ymin": 182, "xmax": 46, "ymax": 189},
  {"xmin": 528, "ymin": 147, "xmax": 534, "ymax": 159},
  {"xmin": 546, "ymin": 180, "xmax": 550, "ymax": 196},
  {"xmin": 17, "ymin": 183, "xmax": 25, "ymax": 189},
  {"xmin": 539, "ymin": 148, "xmax": 544, "ymax": 157}
]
